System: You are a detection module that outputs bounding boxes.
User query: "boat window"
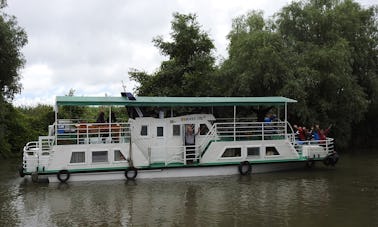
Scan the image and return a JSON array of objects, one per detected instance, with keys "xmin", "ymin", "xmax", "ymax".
[
  {"xmin": 247, "ymin": 147, "xmax": 260, "ymax": 157},
  {"xmin": 173, "ymin": 125, "xmax": 181, "ymax": 136},
  {"xmin": 199, "ymin": 124, "xmax": 209, "ymax": 135},
  {"xmin": 92, "ymin": 151, "xmax": 108, "ymax": 163},
  {"xmin": 70, "ymin": 151, "xmax": 85, "ymax": 163},
  {"xmin": 140, "ymin": 125, "xmax": 148, "ymax": 136},
  {"xmin": 221, "ymin": 147, "xmax": 241, "ymax": 158},
  {"xmin": 266, "ymin": 146, "xmax": 280, "ymax": 156},
  {"xmin": 157, "ymin": 126, "xmax": 164, "ymax": 137},
  {"xmin": 114, "ymin": 149, "xmax": 126, "ymax": 161}
]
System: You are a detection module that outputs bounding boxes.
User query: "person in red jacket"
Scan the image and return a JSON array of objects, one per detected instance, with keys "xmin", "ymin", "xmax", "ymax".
[{"xmin": 319, "ymin": 124, "xmax": 332, "ymax": 141}]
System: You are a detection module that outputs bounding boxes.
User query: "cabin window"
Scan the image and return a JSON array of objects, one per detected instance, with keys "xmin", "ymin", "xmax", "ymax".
[
  {"xmin": 199, "ymin": 124, "xmax": 209, "ymax": 135},
  {"xmin": 114, "ymin": 149, "xmax": 126, "ymax": 161},
  {"xmin": 140, "ymin": 125, "xmax": 148, "ymax": 136},
  {"xmin": 70, "ymin": 151, "xmax": 85, "ymax": 163},
  {"xmin": 173, "ymin": 125, "xmax": 181, "ymax": 136},
  {"xmin": 92, "ymin": 151, "xmax": 108, "ymax": 163},
  {"xmin": 157, "ymin": 126, "xmax": 164, "ymax": 137},
  {"xmin": 247, "ymin": 147, "xmax": 260, "ymax": 157},
  {"xmin": 221, "ymin": 147, "xmax": 241, "ymax": 158},
  {"xmin": 266, "ymin": 146, "xmax": 280, "ymax": 156}
]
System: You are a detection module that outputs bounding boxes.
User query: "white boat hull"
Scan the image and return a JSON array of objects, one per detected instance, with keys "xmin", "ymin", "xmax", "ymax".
[{"xmin": 44, "ymin": 161, "xmax": 310, "ymax": 183}]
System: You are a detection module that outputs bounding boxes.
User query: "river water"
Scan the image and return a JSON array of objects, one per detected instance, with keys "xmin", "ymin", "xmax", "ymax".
[{"xmin": 0, "ymin": 151, "xmax": 377, "ymax": 227}]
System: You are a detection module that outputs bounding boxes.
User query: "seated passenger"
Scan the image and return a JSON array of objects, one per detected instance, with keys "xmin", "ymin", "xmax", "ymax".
[
  {"xmin": 96, "ymin": 111, "xmax": 105, "ymax": 123},
  {"xmin": 298, "ymin": 126, "xmax": 306, "ymax": 141}
]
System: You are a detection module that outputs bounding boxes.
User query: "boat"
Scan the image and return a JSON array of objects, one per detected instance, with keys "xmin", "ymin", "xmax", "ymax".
[{"xmin": 19, "ymin": 93, "xmax": 339, "ymax": 183}]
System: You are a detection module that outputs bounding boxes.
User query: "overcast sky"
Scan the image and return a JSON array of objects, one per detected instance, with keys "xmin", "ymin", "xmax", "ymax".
[{"xmin": 4, "ymin": 0, "xmax": 376, "ymax": 106}]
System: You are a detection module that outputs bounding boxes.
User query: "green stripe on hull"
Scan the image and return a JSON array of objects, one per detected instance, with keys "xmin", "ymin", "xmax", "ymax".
[{"xmin": 25, "ymin": 157, "xmax": 322, "ymax": 175}]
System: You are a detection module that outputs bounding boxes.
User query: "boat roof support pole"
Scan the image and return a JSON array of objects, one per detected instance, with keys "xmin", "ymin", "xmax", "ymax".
[
  {"xmin": 277, "ymin": 107, "xmax": 280, "ymax": 120},
  {"xmin": 285, "ymin": 102, "xmax": 288, "ymax": 139},
  {"xmin": 233, "ymin": 105, "xmax": 236, "ymax": 141},
  {"xmin": 54, "ymin": 104, "xmax": 58, "ymax": 144},
  {"xmin": 108, "ymin": 106, "xmax": 112, "ymax": 137}
]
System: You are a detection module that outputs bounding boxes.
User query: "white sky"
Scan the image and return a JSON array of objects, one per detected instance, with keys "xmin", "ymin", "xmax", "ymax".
[{"xmin": 4, "ymin": 0, "xmax": 376, "ymax": 106}]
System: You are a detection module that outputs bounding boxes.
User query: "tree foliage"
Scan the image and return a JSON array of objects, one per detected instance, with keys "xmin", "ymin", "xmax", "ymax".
[
  {"xmin": 132, "ymin": 2, "xmax": 377, "ymax": 149},
  {"xmin": 219, "ymin": 11, "xmax": 295, "ymax": 120},
  {"xmin": 0, "ymin": 1, "xmax": 28, "ymax": 158},
  {"xmin": 130, "ymin": 13, "xmax": 216, "ymax": 97},
  {"xmin": 275, "ymin": 0, "xmax": 377, "ymax": 148},
  {"xmin": 217, "ymin": 0, "xmax": 377, "ymax": 148},
  {"xmin": 0, "ymin": 1, "xmax": 27, "ymax": 101}
]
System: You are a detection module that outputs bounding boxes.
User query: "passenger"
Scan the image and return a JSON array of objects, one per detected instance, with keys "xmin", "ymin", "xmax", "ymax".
[
  {"xmin": 185, "ymin": 125, "xmax": 198, "ymax": 164},
  {"xmin": 185, "ymin": 125, "xmax": 197, "ymax": 145},
  {"xmin": 264, "ymin": 114, "xmax": 272, "ymax": 123},
  {"xmin": 293, "ymin": 124, "xmax": 299, "ymax": 140},
  {"xmin": 319, "ymin": 124, "xmax": 332, "ymax": 141},
  {"xmin": 307, "ymin": 126, "xmax": 314, "ymax": 140},
  {"xmin": 298, "ymin": 126, "xmax": 306, "ymax": 141},
  {"xmin": 312, "ymin": 125, "xmax": 320, "ymax": 140},
  {"xmin": 96, "ymin": 111, "xmax": 105, "ymax": 123}
]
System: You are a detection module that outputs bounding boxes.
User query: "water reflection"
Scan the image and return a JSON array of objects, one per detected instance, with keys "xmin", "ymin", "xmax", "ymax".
[
  {"xmin": 12, "ymin": 174, "xmax": 331, "ymax": 226},
  {"xmin": 0, "ymin": 152, "xmax": 377, "ymax": 226}
]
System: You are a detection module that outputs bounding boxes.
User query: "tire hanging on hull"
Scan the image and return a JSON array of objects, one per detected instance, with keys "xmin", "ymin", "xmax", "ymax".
[
  {"xmin": 238, "ymin": 161, "xmax": 252, "ymax": 175},
  {"xmin": 323, "ymin": 153, "xmax": 339, "ymax": 167},
  {"xmin": 125, "ymin": 167, "xmax": 138, "ymax": 180},
  {"xmin": 57, "ymin": 170, "xmax": 70, "ymax": 183},
  {"xmin": 18, "ymin": 165, "xmax": 25, "ymax": 177},
  {"xmin": 306, "ymin": 159, "xmax": 315, "ymax": 168}
]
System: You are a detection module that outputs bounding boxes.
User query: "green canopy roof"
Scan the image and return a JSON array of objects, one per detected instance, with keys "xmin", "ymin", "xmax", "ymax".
[{"xmin": 56, "ymin": 96, "xmax": 297, "ymax": 107}]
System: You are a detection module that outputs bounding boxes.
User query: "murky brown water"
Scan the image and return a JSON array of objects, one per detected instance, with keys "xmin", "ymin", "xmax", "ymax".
[{"xmin": 0, "ymin": 151, "xmax": 377, "ymax": 226}]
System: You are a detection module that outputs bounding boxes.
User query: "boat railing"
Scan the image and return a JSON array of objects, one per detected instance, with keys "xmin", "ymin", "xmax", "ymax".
[
  {"xmin": 164, "ymin": 146, "xmax": 186, "ymax": 165},
  {"xmin": 39, "ymin": 136, "xmax": 55, "ymax": 152},
  {"xmin": 214, "ymin": 121, "xmax": 287, "ymax": 141},
  {"xmin": 198, "ymin": 124, "xmax": 218, "ymax": 155},
  {"xmin": 146, "ymin": 145, "xmax": 201, "ymax": 166},
  {"xmin": 292, "ymin": 138, "xmax": 335, "ymax": 156},
  {"xmin": 54, "ymin": 121, "xmax": 131, "ymax": 145},
  {"xmin": 216, "ymin": 117, "xmax": 258, "ymax": 122},
  {"xmin": 23, "ymin": 141, "xmax": 39, "ymax": 153}
]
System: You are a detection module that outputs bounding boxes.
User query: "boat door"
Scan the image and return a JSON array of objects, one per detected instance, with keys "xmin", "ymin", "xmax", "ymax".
[
  {"xmin": 184, "ymin": 124, "xmax": 196, "ymax": 163},
  {"xmin": 151, "ymin": 123, "xmax": 166, "ymax": 163}
]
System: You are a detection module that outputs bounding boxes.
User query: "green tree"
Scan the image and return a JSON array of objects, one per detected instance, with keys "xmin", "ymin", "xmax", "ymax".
[
  {"xmin": 0, "ymin": 1, "xmax": 27, "ymax": 100},
  {"xmin": 276, "ymin": 0, "xmax": 376, "ymax": 148},
  {"xmin": 219, "ymin": 11, "xmax": 294, "ymax": 120},
  {"xmin": 130, "ymin": 13, "xmax": 216, "ymax": 97},
  {"xmin": 0, "ymin": 1, "xmax": 28, "ymax": 158},
  {"xmin": 222, "ymin": 0, "xmax": 377, "ymax": 148},
  {"xmin": 58, "ymin": 89, "xmax": 86, "ymax": 119}
]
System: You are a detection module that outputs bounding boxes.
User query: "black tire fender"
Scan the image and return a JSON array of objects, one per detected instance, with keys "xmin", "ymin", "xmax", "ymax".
[
  {"xmin": 125, "ymin": 167, "xmax": 138, "ymax": 180},
  {"xmin": 18, "ymin": 165, "xmax": 25, "ymax": 177},
  {"xmin": 238, "ymin": 161, "xmax": 252, "ymax": 175},
  {"xmin": 306, "ymin": 160, "xmax": 315, "ymax": 168},
  {"xmin": 323, "ymin": 156, "xmax": 331, "ymax": 166},
  {"xmin": 57, "ymin": 170, "xmax": 70, "ymax": 183}
]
